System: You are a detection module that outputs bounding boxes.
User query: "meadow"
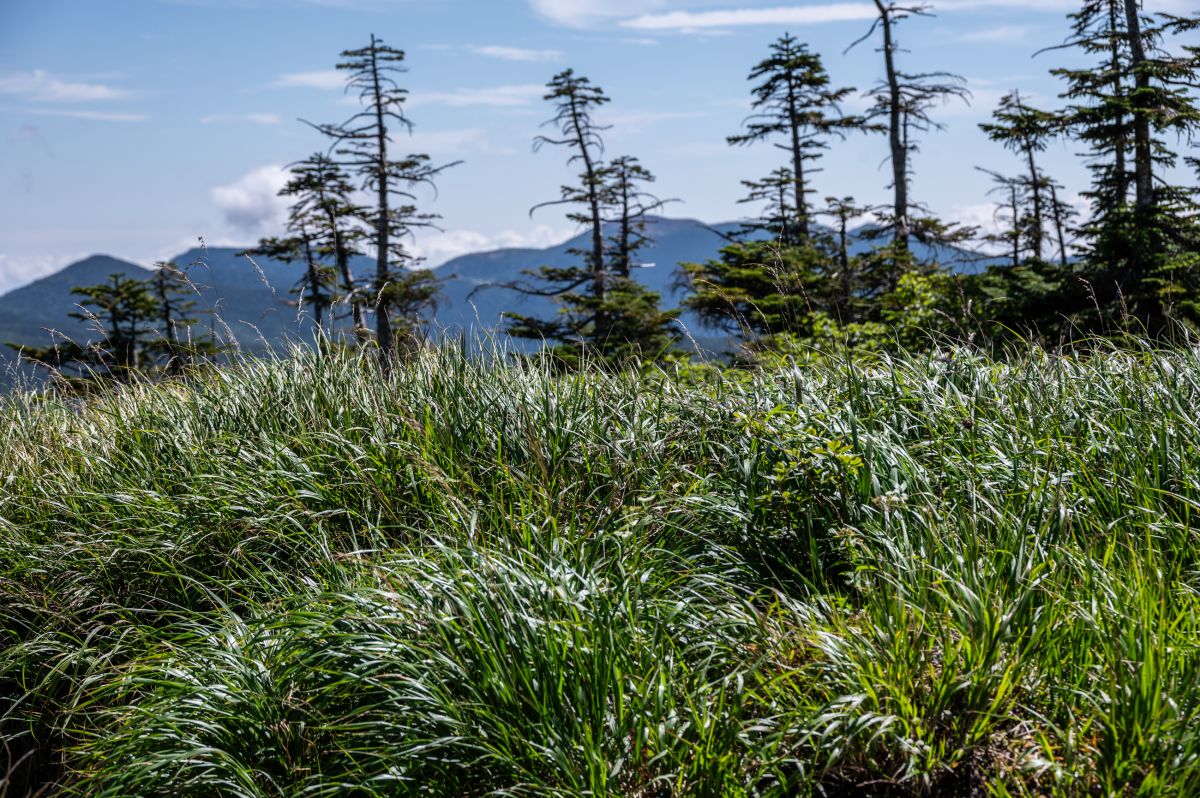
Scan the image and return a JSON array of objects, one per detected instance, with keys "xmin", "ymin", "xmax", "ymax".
[{"xmin": 2, "ymin": 341, "xmax": 1199, "ymax": 796}]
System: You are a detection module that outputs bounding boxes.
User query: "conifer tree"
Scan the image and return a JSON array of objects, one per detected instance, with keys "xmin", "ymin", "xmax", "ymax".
[
  {"xmin": 1048, "ymin": 2, "xmax": 1200, "ymax": 329},
  {"xmin": 14, "ymin": 274, "xmax": 159, "ymax": 383},
  {"xmin": 149, "ymin": 261, "xmax": 215, "ymax": 374},
  {"xmin": 980, "ymin": 91, "xmax": 1058, "ymax": 261},
  {"xmin": 820, "ymin": 195, "xmax": 870, "ymax": 320},
  {"xmin": 597, "ymin": 155, "xmax": 679, "ymax": 360},
  {"xmin": 281, "ymin": 154, "xmax": 369, "ymax": 335},
  {"xmin": 727, "ymin": 34, "xmax": 868, "ymax": 243},
  {"xmin": 849, "ymin": 2, "xmax": 970, "ymax": 261},
  {"xmin": 314, "ymin": 34, "xmax": 457, "ymax": 363},
  {"xmin": 504, "ymin": 71, "xmax": 677, "ymax": 366},
  {"xmin": 734, "ymin": 168, "xmax": 799, "ymax": 245}
]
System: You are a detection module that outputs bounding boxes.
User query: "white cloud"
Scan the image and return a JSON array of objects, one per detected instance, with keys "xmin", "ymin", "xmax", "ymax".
[
  {"xmin": 469, "ymin": 45, "xmax": 564, "ymax": 62},
  {"xmin": 961, "ymin": 24, "xmax": 1037, "ymax": 43},
  {"xmin": 404, "ymin": 128, "xmax": 507, "ymax": 154},
  {"xmin": 200, "ymin": 112, "xmax": 283, "ymax": 125},
  {"xmin": 272, "ymin": 70, "xmax": 345, "ymax": 90},
  {"xmin": 412, "ymin": 225, "xmax": 573, "ymax": 267},
  {"xmin": 0, "ymin": 252, "xmax": 85, "ymax": 296},
  {"xmin": 0, "ymin": 70, "xmax": 131, "ymax": 102},
  {"xmin": 529, "ymin": 0, "xmax": 670, "ymax": 27},
  {"xmin": 8, "ymin": 107, "xmax": 146, "ymax": 122},
  {"xmin": 532, "ymin": 0, "xmax": 1197, "ymax": 32},
  {"xmin": 622, "ymin": 3, "xmax": 876, "ymax": 30},
  {"xmin": 410, "ymin": 84, "xmax": 545, "ymax": 108},
  {"xmin": 210, "ymin": 165, "xmax": 290, "ymax": 235}
]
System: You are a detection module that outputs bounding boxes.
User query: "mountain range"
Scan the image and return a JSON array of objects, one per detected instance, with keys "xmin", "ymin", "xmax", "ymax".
[{"xmin": 0, "ymin": 217, "xmax": 996, "ymax": 386}]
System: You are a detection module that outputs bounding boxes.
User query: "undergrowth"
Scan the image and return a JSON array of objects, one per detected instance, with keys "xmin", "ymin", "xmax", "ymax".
[{"xmin": 2, "ymin": 342, "xmax": 1199, "ymax": 796}]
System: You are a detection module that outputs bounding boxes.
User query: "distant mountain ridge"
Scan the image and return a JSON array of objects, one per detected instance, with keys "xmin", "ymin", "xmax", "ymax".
[{"xmin": 0, "ymin": 217, "xmax": 998, "ymax": 386}]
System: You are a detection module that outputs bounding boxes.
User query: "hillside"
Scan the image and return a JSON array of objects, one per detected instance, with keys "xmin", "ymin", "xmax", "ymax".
[
  {"xmin": 0, "ymin": 218, "xmax": 1000, "ymax": 378},
  {"xmin": 2, "ymin": 343, "xmax": 1198, "ymax": 795}
]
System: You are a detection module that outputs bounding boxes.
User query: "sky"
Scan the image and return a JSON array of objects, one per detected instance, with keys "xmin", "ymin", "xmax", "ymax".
[{"xmin": 0, "ymin": 0, "xmax": 1195, "ymax": 294}]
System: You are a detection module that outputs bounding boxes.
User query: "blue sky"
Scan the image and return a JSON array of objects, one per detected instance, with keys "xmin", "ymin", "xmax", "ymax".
[{"xmin": 0, "ymin": 0, "xmax": 1193, "ymax": 293}]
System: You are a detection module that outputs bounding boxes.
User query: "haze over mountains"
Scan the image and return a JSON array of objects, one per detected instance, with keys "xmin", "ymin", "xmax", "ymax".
[{"xmin": 0, "ymin": 217, "xmax": 995, "ymax": 386}]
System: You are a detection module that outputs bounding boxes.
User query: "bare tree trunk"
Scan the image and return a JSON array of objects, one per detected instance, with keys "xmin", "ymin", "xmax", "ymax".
[
  {"xmin": 301, "ymin": 228, "xmax": 324, "ymax": 329},
  {"xmin": 1109, "ymin": 0, "xmax": 1130, "ymax": 204},
  {"xmin": 1050, "ymin": 182, "xmax": 1069, "ymax": 267},
  {"xmin": 1009, "ymin": 184, "xmax": 1021, "ymax": 268},
  {"xmin": 568, "ymin": 97, "xmax": 607, "ymax": 344},
  {"xmin": 1024, "ymin": 146, "xmax": 1044, "ymax": 261},
  {"xmin": 875, "ymin": 0, "xmax": 909, "ymax": 253},
  {"xmin": 785, "ymin": 79, "xmax": 810, "ymax": 242},
  {"xmin": 1123, "ymin": 0, "xmax": 1153, "ymax": 211},
  {"xmin": 369, "ymin": 33, "xmax": 394, "ymax": 365}
]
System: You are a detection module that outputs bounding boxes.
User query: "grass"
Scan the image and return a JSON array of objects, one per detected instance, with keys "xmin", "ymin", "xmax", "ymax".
[{"xmin": 2, "ymin": 341, "xmax": 1200, "ymax": 796}]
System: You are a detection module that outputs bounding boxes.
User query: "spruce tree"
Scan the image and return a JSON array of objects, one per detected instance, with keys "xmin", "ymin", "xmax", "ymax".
[
  {"xmin": 14, "ymin": 274, "xmax": 159, "ymax": 384},
  {"xmin": 849, "ymin": 2, "xmax": 970, "ymax": 266},
  {"xmin": 980, "ymin": 91, "xmax": 1059, "ymax": 261},
  {"xmin": 149, "ymin": 262, "xmax": 216, "ymax": 374},
  {"xmin": 1049, "ymin": 2, "xmax": 1200, "ymax": 329},
  {"xmin": 280, "ymin": 154, "xmax": 369, "ymax": 336},
  {"xmin": 314, "ymin": 34, "xmax": 457, "ymax": 363},
  {"xmin": 727, "ymin": 34, "xmax": 868, "ymax": 244},
  {"xmin": 734, "ymin": 168, "xmax": 799, "ymax": 245},
  {"xmin": 820, "ymin": 195, "xmax": 871, "ymax": 321},
  {"xmin": 504, "ymin": 71, "xmax": 677, "ymax": 367}
]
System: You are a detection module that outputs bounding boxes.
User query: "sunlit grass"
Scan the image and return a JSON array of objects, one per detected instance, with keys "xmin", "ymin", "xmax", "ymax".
[{"xmin": 3, "ymin": 341, "xmax": 1200, "ymax": 796}]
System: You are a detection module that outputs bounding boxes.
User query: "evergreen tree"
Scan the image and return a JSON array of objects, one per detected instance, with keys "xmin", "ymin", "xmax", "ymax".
[
  {"xmin": 679, "ymin": 241, "xmax": 826, "ymax": 342},
  {"xmin": 504, "ymin": 71, "xmax": 677, "ymax": 366},
  {"xmin": 980, "ymin": 91, "xmax": 1059, "ymax": 261},
  {"xmin": 597, "ymin": 156, "xmax": 679, "ymax": 361},
  {"xmin": 734, "ymin": 168, "xmax": 799, "ymax": 245},
  {"xmin": 849, "ymin": 2, "xmax": 970, "ymax": 265},
  {"xmin": 314, "ymin": 34, "xmax": 457, "ymax": 362},
  {"xmin": 727, "ymin": 34, "xmax": 869, "ymax": 243},
  {"xmin": 1049, "ymin": 2, "xmax": 1200, "ymax": 329},
  {"xmin": 149, "ymin": 262, "xmax": 216, "ymax": 374},
  {"xmin": 819, "ymin": 195, "xmax": 871, "ymax": 321},
  {"xmin": 14, "ymin": 274, "xmax": 159, "ymax": 384},
  {"xmin": 280, "ymin": 154, "xmax": 369, "ymax": 336}
]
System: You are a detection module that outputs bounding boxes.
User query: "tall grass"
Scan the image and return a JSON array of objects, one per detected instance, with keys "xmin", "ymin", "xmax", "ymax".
[{"xmin": 2, "ymin": 342, "xmax": 1200, "ymax": 796}]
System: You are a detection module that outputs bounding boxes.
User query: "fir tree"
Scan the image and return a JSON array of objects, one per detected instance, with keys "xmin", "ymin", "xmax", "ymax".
[
  {"xmin": 313, "ymin": 34, "xmax": 457, "ymax": 363},
  {"xmin": 980, "ymin": 91, "xmax": 1059, "ymax": 261},
  {"xmin": 504, "ymin": 71, "xmax": 677, "ymax": 366},
  {"xmin": 280, "ymin": 154, "xmax": 369, "ymax": 336},
  {"xmin": 149, "ymin": 262, "xmax": 216, "ymax": 374},
  {"xmin": 14, "ymin": 274, "xmax": 159, "ymax": 384},
  {"xmin": 727, "ymin": 34, "xmax": 869, "ymax": 243},
  {"xmin": 849, "ymin": 2, "xmax": 970, "ymax": 265},
  {"xmin": 1048, "ymin": 2, "xmax": 1200, "ymax": 329}
]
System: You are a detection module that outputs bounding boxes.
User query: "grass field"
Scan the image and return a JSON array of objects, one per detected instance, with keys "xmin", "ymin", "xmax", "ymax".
[{"xmin": 3, "ymin": 343, "xmax": 1200, "ymax": 796}]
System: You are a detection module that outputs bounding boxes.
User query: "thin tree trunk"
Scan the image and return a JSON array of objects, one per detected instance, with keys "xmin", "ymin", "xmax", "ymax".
[
  {"xmin": 1010, "ymin": 184, "xmax": 1021, "ymax": 268},
  {"xmin": 1109, "ymin": 0, "xmax": 1130, "ymax": 204},
  {"xmin": 1050, "ymin": 182, "xmax": 1069, "ymax": 267},
  {"xmin": 786, "ymin": 78, "xmax": 810, "ymax": 242},
  {"xmin": 875, "ymin": 0, "xmax": 909, "ymax": 253},
  {"xmin": 156, "ymin": 269, "xmax": 180, "ymax": 374},
  {"xmin": 1024, "ymin": 146, "xmax": 1044, "ymax": 261},
  {"xmin": 319, "ymin": 185, "xmax": 365, "ymax": 333},
  {"xmin": 369, "ymin": 33, "xmax": 393, "ymax": 364},
  {"xmin": 1123, "ymin": 0, "xmax": 1153, "ymax": 211},
  {"xmin": 838, "ymin": 211, "xmax": 851, "ymax": 318},
  {"xmin": 301, "ymin": 229, "xmax": 324, "ymax": 328},
  {"xmin": 568, "ymin": 96, "xmax": 606, "ymax": 343}
]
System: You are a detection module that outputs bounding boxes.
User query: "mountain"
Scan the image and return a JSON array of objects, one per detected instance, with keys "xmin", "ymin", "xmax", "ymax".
[{"xmin": 0, "ymin": 217, "xmax": 1001, "ymax": 387}]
